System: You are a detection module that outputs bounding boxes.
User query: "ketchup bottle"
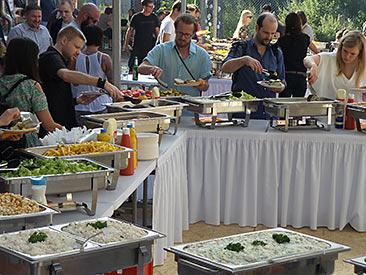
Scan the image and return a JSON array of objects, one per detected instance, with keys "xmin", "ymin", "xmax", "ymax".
[
  {"xmin": 120, "ymin": 127, "xmax": 134, "ymax": 175},
  {"xmin": 345, "ymin": 94, "xmax": 356, "ymax": 130}
]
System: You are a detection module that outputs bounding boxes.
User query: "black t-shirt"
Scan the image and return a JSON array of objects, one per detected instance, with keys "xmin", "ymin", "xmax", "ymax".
[
  {"xmin": 277, "ymin": 33, "xmax": 310, "ymax": 72},
  {"xmin": 39, "ymin": 47, "xmax": 78, "ymax": 135},
  {"xmin": 130, "ymin": 12, "xmax": 159, "ymax": 51}
]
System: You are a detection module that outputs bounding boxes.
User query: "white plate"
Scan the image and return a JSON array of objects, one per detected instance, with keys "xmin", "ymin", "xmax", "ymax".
[
  {"xmin": 0, "ymin": 124, "xmax": 40, "ymax": 134},
  {"xmin": 80, "ymin": 91, "xmax": 105, "ymax": 96},
  {"xmin": 350, "ymin": 88, "xmax": 366, "ymax": 93},
  {"xmin": 174, "ymin": 82, "xmax": 200, "ymax": 87},
  {"xmin": 257, "ymin": 80, "xmax": 285, "ymax": 89}
]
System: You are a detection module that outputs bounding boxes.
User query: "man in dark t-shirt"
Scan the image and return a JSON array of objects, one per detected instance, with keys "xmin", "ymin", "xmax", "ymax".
[
  {"xmin": 39, "ymin": 26, "xmax": 122, "ymax": 136},
  {"xmin": 124, "ymin": 0, "xmax": 160, "ymax": 70}
]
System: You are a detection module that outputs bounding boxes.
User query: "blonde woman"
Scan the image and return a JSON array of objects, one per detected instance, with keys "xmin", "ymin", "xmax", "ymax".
[
  {"xmin": 304, "ymin": 30, "xmax": 366, "ymax": 100},
  {"xmin": 233, "ymin": 10, "xmax": 253, "ymax": 40}
]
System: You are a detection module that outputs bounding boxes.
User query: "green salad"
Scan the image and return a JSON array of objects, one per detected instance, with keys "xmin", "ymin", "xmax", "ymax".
[{"xmin": 228, "ymin": 91, "xmax": 256, "ymax": 101}]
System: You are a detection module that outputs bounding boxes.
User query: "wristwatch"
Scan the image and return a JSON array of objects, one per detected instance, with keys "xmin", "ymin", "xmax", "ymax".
[{"xmin": 97, "ymin": 78, "xmax": 106, "ymax": 89}]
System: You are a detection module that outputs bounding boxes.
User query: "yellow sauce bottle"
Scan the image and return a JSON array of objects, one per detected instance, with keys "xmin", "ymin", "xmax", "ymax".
[
  {"xmin": 103, "ymin": 118, "xmax": 117, "ymax": 143},
  {"xmin": 138, "ymin": 91, "xmax": 148, "ymax": 100},
  {"xmin": 127, "ymin": 123, "xmax": 137, "ymax": 169},
  {"xmin": 97, "ymin": 129, "xmax": 111, "ymax": 142}
]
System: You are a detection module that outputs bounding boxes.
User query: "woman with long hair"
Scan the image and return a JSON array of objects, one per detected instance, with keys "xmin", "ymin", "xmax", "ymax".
[
  {"xmin": 276, "ymin": 12, "xmax": 310, "ymax": 97},
  {"xmin": 304, "ymin": 30, "xmax": 366, "ymax": 100},
  {"xmin": 233, "ymin": 10, "xmax": 253, "ymax": 40},
  {"xmin": 0, "ymin": 37, "xmax": 62, "ymax": 147}
]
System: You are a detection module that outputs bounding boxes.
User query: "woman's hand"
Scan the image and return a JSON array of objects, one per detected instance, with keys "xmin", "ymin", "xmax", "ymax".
[
  {"xmin": 0, "ymin": 108, "xmax": 21, "ymax": 126},
  {"xmin": 307, "ymin": 65, "xmax": 318, "ymax": 85}
]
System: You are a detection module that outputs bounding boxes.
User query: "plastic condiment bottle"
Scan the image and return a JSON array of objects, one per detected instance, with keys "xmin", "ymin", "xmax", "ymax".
[
  {"xmin": 97, "ymin": 129, "xmax": 111, "ymax": 142},
  {"xmin": 151, "ymin": 87, "xmax": 160, "ymax": 99},
  {"xmin": 345, "ymin": 94, "xmax": 356, "ymax": 130},
  {"xmin": 127, "ymin": 123, "xmax": 137, "ymax": 169},
  {"xmin": 31, "ymin": 176, "xmax": 47, "ymax": 205},
  {"xmin": 120, "ymin": 127, "xmax": 134, "ymax": 175},
  {"xmin": 103, "ymin": 118, "xmax": 117, "ymax": 143},
  {"xmin": 335, "ymin": 89, "xmax": 346, "ymax": 129},
  {"xmin": 138, "ymin": 91, "xmax": 148, "ymax": 100}
]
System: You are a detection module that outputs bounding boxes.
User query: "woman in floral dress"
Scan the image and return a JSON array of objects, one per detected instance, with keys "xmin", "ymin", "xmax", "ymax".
[{"xmin": 0, "ymin": 38, "xmax": 62, "ymax": 147}]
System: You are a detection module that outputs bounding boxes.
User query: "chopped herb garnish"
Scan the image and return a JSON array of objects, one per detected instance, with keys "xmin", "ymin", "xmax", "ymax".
[
  {"xmin": 252, "ymin": 240, "xmax": 267, "ymax": 246},
  {"xmin": 87, "ymin": 221, "xmax": 107, "ymax": 229},
  {"xmin": 28, "ymin": 231, "xmax": 48, "ymax": 243},
  {"xmin": 225, "ymin": 242, "xmax": 244, "ymax": 252},
  {"xmin": 272, "ymin": 233, "xmax": 290, "ymax": 244}
]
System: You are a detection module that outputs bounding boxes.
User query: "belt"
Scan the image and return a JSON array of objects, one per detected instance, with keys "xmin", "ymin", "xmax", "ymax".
[{"xmin": 285, "ymin": 71, "xmax": 307, "ymax": 77}]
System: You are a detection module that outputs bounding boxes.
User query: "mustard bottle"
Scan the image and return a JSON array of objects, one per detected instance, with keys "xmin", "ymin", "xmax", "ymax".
[{"xmin": 97, "ymin": 129, "xmax": 111, "ymax": 142}]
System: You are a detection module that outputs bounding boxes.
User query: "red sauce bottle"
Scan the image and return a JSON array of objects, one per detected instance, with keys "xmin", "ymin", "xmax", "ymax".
[
  {"xmin": 345, "ymin": 94, "xmax": 356, "ymax": 130},
  {"xmin": 120, "ymin": 127, "xmax": 134, "ymax": 175}
]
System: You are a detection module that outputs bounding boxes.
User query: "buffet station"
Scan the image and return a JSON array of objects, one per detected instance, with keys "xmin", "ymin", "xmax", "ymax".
[
  {"xmin": 344, "ymin": 256, "xmax": 366, "ymax": 274},
  {"xmin": 0, "ymin": 87, "xmax": 365, "ymax": 273}
]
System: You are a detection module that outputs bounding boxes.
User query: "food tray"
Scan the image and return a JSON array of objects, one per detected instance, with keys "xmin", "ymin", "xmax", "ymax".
[
  {"xmin": 346, "ymin": 102, "xmax": 366, "ymax": 133},
  {"xmin": 166, "ymin": 228, "xmax": 349, "ymax": 275},
  {"xmin": 0, "ymin": 200, "xmax": 59, "ymax": 233},
  {"xmin": 22, "ymin": 143, "xmax": 134, "ymax": 190},
  {"xmin": 105, "ymin": 99, "xmax": 187, "ymax": 134},
  {"xmin": 344, "ymin": 256, "xmax": 366, "ymax": 274},
  {"xmin": 0, "ymin": 220, "xmax": 165, "ymax": 275},
  {"xmin": 182, "ymin": 96, "xmax": 262, "ymax": 129}
]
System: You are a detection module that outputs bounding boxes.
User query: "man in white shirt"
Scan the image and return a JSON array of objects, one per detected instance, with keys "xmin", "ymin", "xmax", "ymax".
[
  {"xmin": 158, "ymin": 0, "xmax": 181, "ymax": 44},
  {"xmin": 7, "ymin": 4, "xmax": 53, "ymax": 54}
]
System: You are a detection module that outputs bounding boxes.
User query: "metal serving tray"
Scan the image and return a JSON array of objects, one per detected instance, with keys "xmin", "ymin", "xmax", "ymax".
[
  {"xmin": 83, "ymin": 111, "xmax": 173, "ymax": 141},
  {"xmin": 344, "ymin": 255, "xmax": 366, "ymax": 274},
  {"xmin": 347, "ymin": 102, "xmax": 366, "ymax": 133},
  {"xmin": 166, "ymin": 228, "xmax": 350, "ymax": 275},
  {"xmin": 105, "ymin": 99, "xmax": 188, "ymax": 134},
  {"xmin": 183, "ymin": 96, "xmax": 262, "ymax": 129},
  {"xmin": 0, "ymin": 200, "xmax": 59, "ymax": 233},
  {"xmin": 0, "ymin": 219, "xmax": 165, "ymax": 275},
  {"xmin": 22, "ymin": 143, "xmax": 134, "ymax": 190},
  {"xmin": 263, "ymin": 97, "xmax": 338, "ymax": 131},
  {"xmin": 0, "ymin": 158, "xmax": 114, "ymax": 216}
]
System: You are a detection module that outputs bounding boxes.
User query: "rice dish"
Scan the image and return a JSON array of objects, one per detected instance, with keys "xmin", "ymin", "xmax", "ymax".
[
  {"xmin": 184, "ymin": 231, "xmax": 331, "ymax": 266},
  {"xmin": 0, "ymin": 229, "xmax": 78, "ymax": 256},
  {"xmin": 62, "ymin": 220, "xmax": 147, "ymax": 244}
]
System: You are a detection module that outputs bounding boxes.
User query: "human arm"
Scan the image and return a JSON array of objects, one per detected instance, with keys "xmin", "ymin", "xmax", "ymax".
[
  {"xmin": 303, "ymin": 54, "xmax": 321, "ymax": 85},
  {"xmin": 196, "ymin": 78, "xmax": 209, "ymax": 92},
  {"xmin": 36, "ymin": 109, "xmax": 62, "ymax": 132},
  {"xmin": 162, "ymin": 33, "xmax": 171, "ymax": 43},
  {"xmin": 101, "ymin": 53, "xmax": 113, "ymax": 82},
  {"xmin": 138, "ymin": 60, "xmax": 163, "ymax": 79},
  {"xmin": 309, "ymin": 41, "xmax": 320, "ymax": 54},
  {"xmin": 124, "ymin": 26, "xmax": 134, "ymax": 53},
  {"xmin": 222, "ymin": 56, "xmax": 263, "ymax": 74},
  {"xmin": 155, "ymin": 26, "xmax": 160, "ymax": 39}
]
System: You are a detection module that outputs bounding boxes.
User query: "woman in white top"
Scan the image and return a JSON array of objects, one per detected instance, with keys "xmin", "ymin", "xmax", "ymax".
[
  {"xmin": 304, "ymin": 30, "xmax": 366, "ymax": 100},
  {"xmin": 71, "ymin": 25, "xmax": 113, "ymax": 125},
  {"xmin": 233, "ymin": 10, "xmax": 253, "ymax": 40},
  {"xmin": 158, "ymin": 0, "xmax": 181, "ymax": 44}
]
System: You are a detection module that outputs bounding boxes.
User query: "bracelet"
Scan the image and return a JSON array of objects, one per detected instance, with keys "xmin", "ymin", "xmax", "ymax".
[{"xmin": 97, "ymin": 78, "xmax": 106, "ymax": 89}]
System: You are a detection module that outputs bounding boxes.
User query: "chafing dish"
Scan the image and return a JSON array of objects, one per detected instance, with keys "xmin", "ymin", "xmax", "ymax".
[
  {"xmin": 346, "ymin": 102, "xmax": 366, "ymax": 133},
  {"xmin": 105, "ymin": 99, "xmax": 187, "ymax": 134},
  {"xmin": 0, "ymin": 200, "xmax": 59, "ymax": 233},
  {"xmin": 344, "ymin": 256, "xmax": 366, "ymax": 274},
  {"xmin": 0, "ymin": 218, "xmax": 165, "ymax": 275},
  {"xmin": 263, "ymin": 97, "xmax": 338, "ymax": 131},
  {"xmin": 22, "ymin": 143, "xmax": 134, "ymax": 190},
  {"xmin": 183, "ymin": 96, "xmax": 262, "ymax": 129},
  {"xmin": 166, "ymin": 228, "xmax": 349, "ymax": 275},
  {"xmin": 0, "ymin": 158, "xmax": 114, "ymax": 216},
  {"xmin": 83, "ymin": 111, "xmax": 173, "ymax": 141}
]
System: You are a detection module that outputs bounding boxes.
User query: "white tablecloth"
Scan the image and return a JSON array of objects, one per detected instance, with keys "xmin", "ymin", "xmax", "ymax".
[{"xmin": 206, "ymin": 78, "xmax": 232, "ymax": 96}]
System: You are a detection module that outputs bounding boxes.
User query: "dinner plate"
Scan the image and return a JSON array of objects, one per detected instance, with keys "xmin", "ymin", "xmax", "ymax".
[
  {"xmin": 174, "ymin": 82, "xmax": 201, "ymax": 87},
  {"xmin": 350, "ymin": 88, "xmax": 366, "ymax": 93},
  {"xmin": 80, "ymin": 91, "xmax": 105, "ymax": 96},
  {"xmin": 257, "ymin": 80, "xmax": 285, "ymax": 89}
]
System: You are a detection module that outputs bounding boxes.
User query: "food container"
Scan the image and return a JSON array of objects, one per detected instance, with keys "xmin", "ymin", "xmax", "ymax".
[
  {"xmin": 136, "ymin": 133, "xmax": 159, "ymax": 160},
  {"xmin": 23, "ymin": 143, "xmax": 134, "ymax": 190},
  {"xmin": 166, "ymin": 228, "xmax": 349, "ymax": 275},
  {"xmin": 346, "ymin": 102, "xmax": 366, "ymax": 133},
  {"xmin": 182, "ymin": 96, "xmax": 262, "ymax": 129},
  {"xmin": 0, "ymin": 218, "xmax": 165, "ymax": 275},
  {"xmin": 105, "ymin": 99, "xmax": 187, "ymax": 134},
  {"xmin": 344, "ymin": 255, "xmax": 366, "ymax": 274},
  {"xmin": 263, "ymin": 97, "xmax": 338, "ymax": 131},
  {"xmin": 82, "ymin": 111, "xmax": 173, "ymax": 142},
  {"xmin": 0, "ymin": 200, "xmax": 59, "ymax": 233}
]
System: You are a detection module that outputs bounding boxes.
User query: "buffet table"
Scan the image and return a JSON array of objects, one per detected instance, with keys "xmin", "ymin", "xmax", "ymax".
[{"xmin": 206, "ymin": 77, "xmax": 232, "ymax": 96}]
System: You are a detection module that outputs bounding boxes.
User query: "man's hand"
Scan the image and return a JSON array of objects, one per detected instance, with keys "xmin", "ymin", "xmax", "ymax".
[
  {"xmin": 150, "ymin": 66, "xmax": 163, "ymax": 79},
  {"xmin": 0, "ymin": 108, "xmax": 21, "ymax": 126},
  {"xmin": 104, "ymin": 81, "xmax": 123, "ymax": 99},
  {"xmin": 76, "ymin": 94, "xmax": 100, "ymax": 105},
  {"xmin": 196, "ymin": 79, "xmax": 209, "ymax": 92},
  {"xmin": 243, "ymin": 56, "xmax": 263, "ymax": 74}
]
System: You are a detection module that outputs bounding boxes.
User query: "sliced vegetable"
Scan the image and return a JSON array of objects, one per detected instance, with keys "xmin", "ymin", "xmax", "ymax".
[
  {"xmin": 252, "ymin": 240, "xmax": 267, "ymax": 246},
  {"xmin": 87, "ymin": 221, "xmax": 108, "ymax": 229},
  {"xmin": 28, "ymin": 231, "xmax": 48, "ymax": 243},
  {"xmin": 272, "ymin": 233, "xmax": 290, "ymax": 244},
  {"xmin": 225, "ymin": 242, "xmax": 244, "ymax": 252}
]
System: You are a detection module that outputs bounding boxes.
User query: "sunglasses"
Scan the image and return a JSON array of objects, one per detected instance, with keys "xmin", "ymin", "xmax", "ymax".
[
  {"xmin": 88, "ymin": 15, "xmax": 98, "ymax": 24},
  {"xmin": 248, "ymin": 16, "xmax": 253, "ymax": 18}
]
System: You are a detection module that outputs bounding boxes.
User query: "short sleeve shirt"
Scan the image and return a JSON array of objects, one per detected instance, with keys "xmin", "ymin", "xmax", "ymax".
[
  {"xmin": 159, "ymin": 16, "xmax": 175, "ymax": 43},
  {"xmin": 130, "ymin": 12, "xmax": 160, "ymax": 51},
  {"xmin": 39, "ymin": 47, "xmax": 78, "ymax": 132}
]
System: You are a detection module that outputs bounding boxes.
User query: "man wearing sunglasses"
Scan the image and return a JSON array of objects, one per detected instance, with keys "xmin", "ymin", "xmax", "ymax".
[
  {"xmin": 138, "ymin": 13, "xmax": 211, "ymax": 96},
  {"xmin": 68, "ymin": 3, "xmax": 100, "ymax": 31}
]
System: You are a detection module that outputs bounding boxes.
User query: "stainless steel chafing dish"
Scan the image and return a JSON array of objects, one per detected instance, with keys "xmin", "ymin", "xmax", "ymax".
[
  {"xmin": 346, "ymin": 102, "xmax": 366, "ymax": 133},
  {"xmin": 183, "ymin": 96, "xmax": 262, "ymax": 129},
  {"xmin": 83, "ymin": 111, "xmax": 173, "ymax": 141},
  {"xmin": 0, "ymin": 200, "xmax": 59, "ymax": 233},
  {"xmin": 166, "ymin": 228, "xmax": 350, "ymax": 275},
  {"xmin": 0, "ymin": 217, "xmax": 165, "ymax": 275},
  {"xmin": 22, "ymin": 143, "xmax": 134, "ymax": 191},
  {"xmin": 0, "ymin": 158, "xmax": 114, "ymax": 216},
  {"xmin": 104, "ymin": 99, "xmax": 187, "ymax": 134},
  {"xmin": 344, "ymin": 255, "xmax": 366, "ymax": 274},
  {"xmin": 263, "ymin": 97, "xmax": 338, "ymax": 131}
]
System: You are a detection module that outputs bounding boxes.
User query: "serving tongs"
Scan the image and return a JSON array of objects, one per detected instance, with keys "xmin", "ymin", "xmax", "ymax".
[
  {"xmin": 156, "ymin": 77, "xmax": 168, "ymax": 88},
  {"xmin": 262, "ymin": 69, "xmax": 278, "ymax": 80},
  {"xmin": 80, "ymin": 227, "xmax": 112, "ymax": 251}
]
